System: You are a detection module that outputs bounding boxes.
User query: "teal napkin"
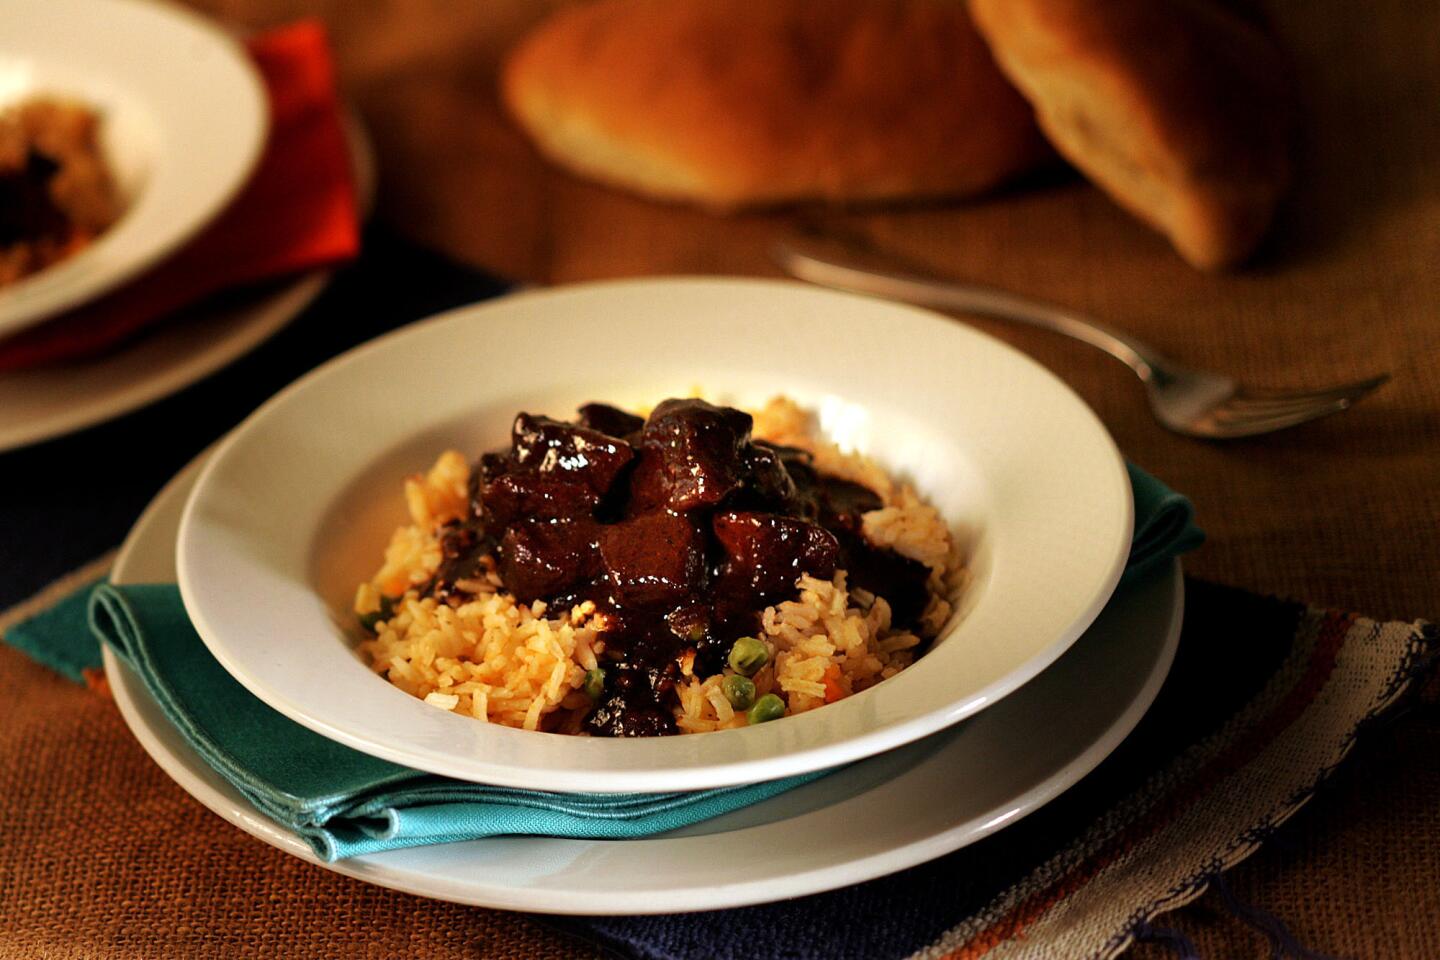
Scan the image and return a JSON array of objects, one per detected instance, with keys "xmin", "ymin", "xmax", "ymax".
[
  {"xmin": 5, "ymin": 464, "xmax": 1200, "ymax": 862},
  {"xmin": 86, "ymin": 583, "xmax": 822, "ymax": 861},
  {"xmin": 1124, "ymin": 463, "xmax": 1205, "ymax": 581}
]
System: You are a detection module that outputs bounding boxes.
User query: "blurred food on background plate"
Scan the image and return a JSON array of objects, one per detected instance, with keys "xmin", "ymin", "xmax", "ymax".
[
  {"xmin": 501, "ymin": 0, "xmax": 1295, "ymax": 270},
  {"xmin": 0, "ymin": 98, "xmax": 122, "ymax": 287}
]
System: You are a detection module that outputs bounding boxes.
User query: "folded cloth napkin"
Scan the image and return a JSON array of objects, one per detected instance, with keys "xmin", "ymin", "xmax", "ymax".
[
  {"xmin": 1125, "ymin": 462, "xmax": 1204, "ymax": 581},
  {"xmin": 0, "ymin": 21, "xmax": 359, "ymax": 372},
  {"xmin": 7, "ymin": 465, "xmax": 1199, "ymax": 862},
  {"xmin": 89, "ymin": 584, "xmax": 819, "ymax": 860}
]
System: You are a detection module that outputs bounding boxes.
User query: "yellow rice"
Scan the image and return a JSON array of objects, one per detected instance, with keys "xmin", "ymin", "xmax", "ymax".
[{"xmin": 354, "ymin": 396, "xmax": 963, "ymax": 734}]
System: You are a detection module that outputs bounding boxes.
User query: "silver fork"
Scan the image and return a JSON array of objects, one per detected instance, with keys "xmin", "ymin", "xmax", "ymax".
[{"xmin": 775, "ymin": 239, "xmax": 1389, "ymax": 439}]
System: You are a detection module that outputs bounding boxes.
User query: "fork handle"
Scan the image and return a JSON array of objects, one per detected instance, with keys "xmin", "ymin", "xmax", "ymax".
[{"xmin": 776, "ymin": 240, "xmax": 1173, "ymax": 384}]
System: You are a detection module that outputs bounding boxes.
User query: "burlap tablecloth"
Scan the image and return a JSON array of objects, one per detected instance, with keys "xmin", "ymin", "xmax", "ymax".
[{"xmin": 5, "ymin": 0, "xmax": 1438, "ymax": 955}]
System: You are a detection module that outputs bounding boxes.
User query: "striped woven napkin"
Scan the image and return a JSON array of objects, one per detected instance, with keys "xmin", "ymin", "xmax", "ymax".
[{"xmin": 572, "ymin": 583, "xmax": 1435, "ymax": 959}]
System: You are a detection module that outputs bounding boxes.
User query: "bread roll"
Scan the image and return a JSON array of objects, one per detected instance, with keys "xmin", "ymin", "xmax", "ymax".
[
  {"xmin": 501, "ymin": 0, "xmax": 1052, "ymax": 209},
  {"xmin": 968, "ymin": 0, "xmax": 1295, "ymax": 269}
]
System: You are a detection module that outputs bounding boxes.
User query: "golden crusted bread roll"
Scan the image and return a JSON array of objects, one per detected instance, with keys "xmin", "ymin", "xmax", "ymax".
[
  {"xmin": 501, "ymin": 0, "xmax": 1053, "ymax": 208},
  {"xmin": 968, "ymin": 0, "xmax": 1295, "ymax": 269}
]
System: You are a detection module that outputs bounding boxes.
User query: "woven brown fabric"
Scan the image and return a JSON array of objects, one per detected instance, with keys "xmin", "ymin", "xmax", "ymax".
[
  {"xmin": 0, "ymin": 646, "xmax": 603, "ymax": 960},
  {"xmin": 6, "ymin": 0, "xmax": 1438, "ymax": 955}
]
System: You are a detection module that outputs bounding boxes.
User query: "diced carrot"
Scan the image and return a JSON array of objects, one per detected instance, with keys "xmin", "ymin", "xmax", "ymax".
[{"xmin": 822, "ymin": 663, "xmax": 845, "ymax": 703}]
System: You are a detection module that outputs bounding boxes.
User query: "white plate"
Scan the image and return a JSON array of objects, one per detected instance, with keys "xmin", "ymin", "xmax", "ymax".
[
  {"xmin": 177, "ymin": 280, "xmax": 1134, "ymax": 792},
  {"xmin": 112, "ymin": 450, "xmax": 1180, "ymax": 914},
  {"xmin": 0, "ymin": 111, "xmax": 376, "ymax": 453},
  {"xmin": 0, "ymin": 0, "xmax": 267, "ymax": 334}
]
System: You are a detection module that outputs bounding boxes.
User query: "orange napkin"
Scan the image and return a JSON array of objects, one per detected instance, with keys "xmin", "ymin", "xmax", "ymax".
[{"xmin": 0, "ymin": 20, "xmax": 360, "ymax": 372}]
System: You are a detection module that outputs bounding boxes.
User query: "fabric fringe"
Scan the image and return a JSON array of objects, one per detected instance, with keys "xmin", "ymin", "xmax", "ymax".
[
  {"xmin": 1212, "ymin": 873, "xmax": 1343, "ymax": 960},
  {"xmin": 1133, "ymin": 920, "xmax": 1202, "ymax": 959},
  {"xmin": 1109, "ymin": 616, "xmax": 1437, "ymax": 960}
]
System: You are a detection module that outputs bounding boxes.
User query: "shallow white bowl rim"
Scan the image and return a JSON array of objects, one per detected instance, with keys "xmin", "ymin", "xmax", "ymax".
[{"xmin": 176, "ymin": 278, "xmax": 1133, "ymax": 792}]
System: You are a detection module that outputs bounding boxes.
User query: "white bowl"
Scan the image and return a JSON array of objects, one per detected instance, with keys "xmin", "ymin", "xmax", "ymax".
[
  {"xmin": 0, "ymin": 0, "xmax": 267, "ymax": 334},
  {"xmin": 176, "ymin": 279, "xmax": 1133, "ymax": 792}
]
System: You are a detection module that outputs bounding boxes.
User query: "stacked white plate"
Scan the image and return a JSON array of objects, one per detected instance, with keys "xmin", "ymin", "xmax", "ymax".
[{"xmin": 105, "ymin": 280, "xmax": 1182, "ymax": 912}]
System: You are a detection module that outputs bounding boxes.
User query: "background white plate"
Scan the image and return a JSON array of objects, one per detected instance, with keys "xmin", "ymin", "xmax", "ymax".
[
  {"xmin": 177, "ymin": 280, "xmax": 1134, "ymax": 792},
  {"xmin": 112, "ymin": 450, "xmax": 1181, "ymax": 914},
  {"xmin": 0, "ymin": 0, "xmax": 267, "ymax": 333},
  {"xmin": 0, "ymin": 111, "xmax": 376, "ymax": 453}
]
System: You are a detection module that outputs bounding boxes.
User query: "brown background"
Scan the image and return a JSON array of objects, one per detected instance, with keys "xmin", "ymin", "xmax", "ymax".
[{"xmin": 6, "ymin": 0, "xmax": 1439, "ymax": 955}]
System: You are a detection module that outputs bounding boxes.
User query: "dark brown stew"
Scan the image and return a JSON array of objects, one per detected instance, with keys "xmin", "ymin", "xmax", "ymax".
[{"xmin": 422, "ymin": 399, "xmax": 931, "ymax": 737}]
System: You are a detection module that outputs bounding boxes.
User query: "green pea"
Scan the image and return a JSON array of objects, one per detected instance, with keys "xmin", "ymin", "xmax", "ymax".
[
  {"xmin": 359, "ymin": 595, "xmax": 396, "ymax": 633},
  {"xmin": 747, "ymin": 693, "xmax": 786, "ymax": 725},
  {"xmin": 583, "ymin": 668, "xmax": 606, "ymax": 700},
  {"xmin": 721, "ymin": 675, "xmax": 756, "ymax": 711},
  {"xmin": 727, "ymin": 636, "xmax": 769, "ymax": 677}
]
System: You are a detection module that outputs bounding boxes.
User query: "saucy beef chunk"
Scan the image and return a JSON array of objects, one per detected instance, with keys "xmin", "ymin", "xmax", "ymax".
[
  {"xmin": 599, "ymin": 510, "xmax": 706, "ymax": 609},
  {"xmin": 511, "ymin": 413, "xmax": 635, "ymax": 495},
  {"xmin": 732, "ymin": 442, "xmax": 810, "ymax": 516},
  {"xmin": 624, "ymin": 447, "xmax": 671, "ymax": 515},
  {"xmin": 577, "ymin": 403, "xmax": 644, "ymax": 439},
  {"xmin": 589, "ymin": 627, "xmax": 688, "ymax": 737},
  {"xmin": 458, "ymin": 398, "xmax": 936, "ymax": 735},
  {"xmin": 814, "ymin": 476, "xmax": 883, "ymax": 534},
  {"xmin": 636, "ymin": 399, "xmax": 752, "ymax": 511},
  {"xmin": 807, "ymin": 478, "xmax": 929, "ymax": 627},
  {"xmin": 497, "ymin": 518, "xmax": 601, "ymax": 602},
  {"xmin": 836, "ymin": 533, "xmax": 931, "ymax": 628},
  {"xmin": 589, "ymin": 668, "xmax": 677, "ymax": 736},
  {"xmin": 712, "ymin": 511, "xmax": 841, "ymax": 606},
  {"xmin": 589, "ymin": 690, "xmax": 675, "ymax": 737},
  {"xmin": 482, "ymin": 472, "xmax": 600, "ymax": 527}
]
